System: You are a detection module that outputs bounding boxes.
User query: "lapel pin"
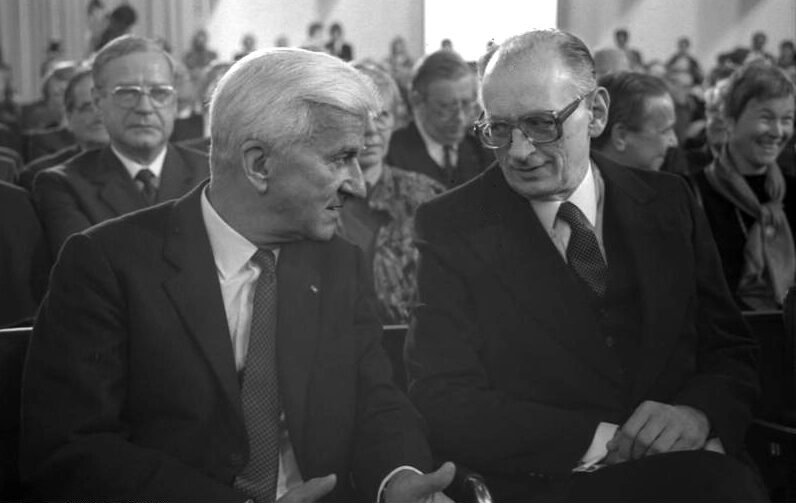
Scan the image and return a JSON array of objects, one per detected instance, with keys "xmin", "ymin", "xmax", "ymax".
[{"xmin": 310, "ymin": 284, "xmax": 319, "ymax": 295}]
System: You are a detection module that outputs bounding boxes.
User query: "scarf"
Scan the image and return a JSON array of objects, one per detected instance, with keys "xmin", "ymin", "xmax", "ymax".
[{"xmin": 704, "ymin": 149, "xmax": 796, "ymax": 308}]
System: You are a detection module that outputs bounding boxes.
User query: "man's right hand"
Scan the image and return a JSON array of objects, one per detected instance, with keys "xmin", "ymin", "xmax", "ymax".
[{"xmin": 277, "ymin": 474, "xmax": 337, "ymax": 502}]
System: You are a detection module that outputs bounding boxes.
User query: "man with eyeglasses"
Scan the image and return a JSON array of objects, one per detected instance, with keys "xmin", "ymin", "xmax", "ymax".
[
  {"xmin": 405, "ymin": 29, "xmax": 765, "ymax": 501},
  {"xmin": 386, "ymin": 49, "xmax": 491, "ymax": 189},
  {"xmin": 33, "ymin": 35, "xmax": 208, "ymax": 255}
]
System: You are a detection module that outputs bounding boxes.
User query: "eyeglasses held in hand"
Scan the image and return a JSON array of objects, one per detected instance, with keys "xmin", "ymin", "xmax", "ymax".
[
  {"xmin": 473, "ymin": 89, "xmax": 595, "ymax": 149},
  {"xmin": 107, "ymin": 84, "xmax": 177, "ymax": 109}
]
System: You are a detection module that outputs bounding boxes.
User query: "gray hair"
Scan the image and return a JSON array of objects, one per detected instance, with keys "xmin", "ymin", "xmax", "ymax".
[
  {"xmin": 353, "ymin": 61, "xmax": 400, "ymax": 114},
  {"xmin": 92, "ymin": 35, "xmax": 174, "ymax": 89},
  {"xmin": 481, "ymin": 29, "xmax": 597, "ymax": 97},
  {"xmin": 208, "ymin": 48, "xmax": 378, "ymax": 174}
]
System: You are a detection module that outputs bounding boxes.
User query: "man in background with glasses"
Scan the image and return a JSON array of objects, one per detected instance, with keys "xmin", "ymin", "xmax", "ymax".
[
  {"xmin": 33, "ymin": 35, "xmax": 208, "ymax": 256},
  {"xmin": 406, "ymin": 29, "xmax": 765, "ymax": 501},
  {"xmin": 386, "ymin": 49, "xmax": 491, "ymax": 189}
]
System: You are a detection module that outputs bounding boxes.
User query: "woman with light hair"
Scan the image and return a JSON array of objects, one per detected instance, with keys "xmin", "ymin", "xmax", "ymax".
[{"xmin": 338, "ymin": 61, "xmax": 445, "ymax": 324}]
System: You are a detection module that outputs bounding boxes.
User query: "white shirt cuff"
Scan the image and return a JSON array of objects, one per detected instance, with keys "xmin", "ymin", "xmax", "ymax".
[
  {"xmin": 377, "ymin": 465, "xmax": 423, "ymax": 502},
  {"xmin": 573, "ymin": 422, "xmax": 618, "ymax": 472}
]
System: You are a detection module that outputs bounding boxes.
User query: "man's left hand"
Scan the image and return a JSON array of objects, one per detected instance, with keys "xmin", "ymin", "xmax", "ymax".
[
  {"xmin": 605, "ymin": 401, "xmax": 710, "ymax": 463},
  {"xmin": 383, "ymin": 462, "xmax": 455, "ymax": 502}
]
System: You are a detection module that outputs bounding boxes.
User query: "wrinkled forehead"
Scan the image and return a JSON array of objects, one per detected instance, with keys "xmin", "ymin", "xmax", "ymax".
[{"xmin": 481, "ymin": 54, "xmax": 580, "ymax": 121}]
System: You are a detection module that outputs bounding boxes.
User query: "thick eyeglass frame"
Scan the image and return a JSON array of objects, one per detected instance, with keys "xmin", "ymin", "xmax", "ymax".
[
  {"xmin": 474, "ymin": 89, "xmax": 595, "ymax": 149},
  {"xmin": 104, "ymin": 84, "xmax": 177, "ymax": 109}
]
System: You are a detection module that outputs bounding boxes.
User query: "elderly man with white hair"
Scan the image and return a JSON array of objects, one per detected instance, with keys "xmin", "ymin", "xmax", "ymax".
[{"xmin": 21, "ymin": 46, "xmax": 454, "ymax": 502}]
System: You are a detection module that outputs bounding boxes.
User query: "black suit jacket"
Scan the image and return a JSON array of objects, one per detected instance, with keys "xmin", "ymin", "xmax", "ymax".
[
  {"xmin": 21, "ymin": 183, "xmax": 432, "ymax": 501},
  {"xmin": 33, "ymin": 143, "xmax": 208, "ymax": 256},
  {"xmin": 386, "ymin": 121, "xmax": 492, "ymax": 189},
  {"xmin": 406, "ymin": 154, "xmax": 758, "ymax": 479},
  {"xmin": 0, "ymin": 182, "xmax": 49, "ymax": 327},
  {"xmin": 17, "ymin": 143, "xmax": 82, "ymax": 192}
]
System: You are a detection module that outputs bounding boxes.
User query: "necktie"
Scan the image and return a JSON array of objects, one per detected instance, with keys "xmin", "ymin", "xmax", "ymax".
[
  {"xmin": 135, "ymin": 168, "xmax": 157, "ymax": 205},
  {"xmin": 557, "ymin": 201, "xmax": 608, "ymax": 297},
  {"xmin": 235, "ymin": 249, "xmax": 280, "ymax": 502},
  {"xmin": 442, "ymin": 145, "xmax": 455, "ymax": 186}
]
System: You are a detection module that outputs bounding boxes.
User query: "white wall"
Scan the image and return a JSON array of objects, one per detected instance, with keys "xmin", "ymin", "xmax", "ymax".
[
  {"xmin": 205, "ymin": 0, "xmax": 424, "ymax": 64},
  {"xmin": 559, "ymin": 0, "xmax": 796, "ymax": 69}
]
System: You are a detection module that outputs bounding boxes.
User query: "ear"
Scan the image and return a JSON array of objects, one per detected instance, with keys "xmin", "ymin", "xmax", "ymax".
[
  {"xmin": 610, "ymin": 122, "xmax": 629, "ymax": 152},
  {"xmin": 588, "ymin": 87, "xmax": 610, "ymax": 138},
  {"xmin": 409, "ymin": 89, "xmax": 424, "ymax": 109},
  {"xmin": 241, "ymin": 138, "xmax": 271, "ymax": 193}
]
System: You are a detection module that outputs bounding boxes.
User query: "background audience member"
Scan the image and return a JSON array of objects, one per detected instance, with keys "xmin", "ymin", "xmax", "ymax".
[
  {"xmin": 593, "ymin": 72, "xmax": 679, "ymax": 171},
  {"xmin": 84, "ymin": 0, "xmax": 107, "ymax": 57},
  {"xmin": 0, "ymin": 180, "xmax": 49, "ymax": 328},
  {"xmin": 301, "ymin": 22, "xmax": 325, "ymax": 52},
  {"xmin": 387, "ymin": 49, "xmax": 490, "ymax": 189},
  {"xmin": 325, "ymin": 22, "xmax": 353, "ymax": 61},
  {"xmin": 693, "ymin": 60, "xmax": 796, "ymax": 310},
  {"xmin": 169, "ymin": 61, "xmax": 204, "ymax": 143},
  {"xmin": 18, "ymin": 67, "xmax": 109, "ymax": 191},
  {"xmin": 666, "ymin": 36, "xmax": 704, "ymax": 86},
  {"xmin": 745, "ymin": 31, "xmax": 775, "ymax": 64},
  {"xmin": 33, "ymin": 35, "xmax": 208, "ymax": 256},
  {"xmin": 183, "ymin": 29, "xmax": 218, "ymax": 90},
  {"xmin": 592, "ymin": 47, "xmax": 632, "ymax": 79},
  {"xmin": 20, "ymin": 61, "xmax": 76, "ymax": 132},
  {"xmin": 177, "ymin": 60, "xmax": 233, "ymax": 155},
  {"xmin": 233, "ymin": 33, "xmax": 256, "ymax": 61},
  {"xmin": 407, "ymin": 28, "xmax": 763, "ymax": 502},
  {"xmin": 94, "ymin": 3, "xmax": 137, "ymax": 51},
  {"xmin": 614, "ymin": 28, "xmax": 644, "ymax": 70},
  {"xmin": 39, "ymin": 40, "xmax": 65, "ymax": 78},
  {"xmin": 339, "ymin": 62, "xmax": 445, "ymax": 324},
  {"xmin": 777, "ymin": 39, "xmax": 796, "ymax": 82}
]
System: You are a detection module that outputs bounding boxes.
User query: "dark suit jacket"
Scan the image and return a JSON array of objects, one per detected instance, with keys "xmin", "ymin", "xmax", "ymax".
[
  {"xmin": 0, "ymin": 182, "xmax": 49, "ymax": 327},
  {"xmin": 23, "ymin": 126, "xmax": 75, "ymax": 163},
  {"xmin": 33, "ymin": 143, "xmax": 209, "ymax": 256},
  {"xmin": 21, "ymin": 183, "xmax": 432, "ymax": 501},
  {"xmin": 17, "ymin": 143, "xmax": 82, "ymax": 192},
  {"xmin": 325, "ymin": 41, "xmax": 353, "ymax": 61},
  {"xmin": 386, "ymin": 121, "xmax": 492, "ymax": 189},
  {"xmin": 406, "ymin": 155, "xmax": 758, "ymax": 482}
]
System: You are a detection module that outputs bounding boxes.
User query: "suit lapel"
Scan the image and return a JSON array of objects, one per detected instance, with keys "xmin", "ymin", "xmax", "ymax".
[
  {"xmin": 158, "ymin": 145, "xmax": 197, "ymax": 202},
  {"xmin": 275, "ymin": 240, "xmax": 323, "ymax": 461},
  {"xmin": 96, "ymin": 148, "xmax": 146, "ymax": 216},
  {"xmin": 162, "ymin": 183, "xmax": 243, "ymax": 420},
  {"xmin": 597, "ymin": 158, "xmax": 690, "ymax": 397}
]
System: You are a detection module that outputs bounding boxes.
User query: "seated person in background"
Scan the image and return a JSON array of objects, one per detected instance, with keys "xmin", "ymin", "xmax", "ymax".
[
  {"xmin": 176, "ymin": 61, "xmax": 232, "ymax": 155},
  {"xmin": 338, "ymin": 62, "xmax": 445, "ymax": 325},
  {"xmin": 325, "ymin": 23, "xmax": 353, "ymax": 62},
  {"xmin": 21, "ymin": 47, "xmax": 453, "ymax": 502},
  {"xmin": 592, "ymin": 47, "xmax": 631, "ymax": 79},
  {"xmin": 693, "ymin": 61, "xmax": 796, "ymax": 310},
  {"xmin": 386, "ymin": 50, "xmax": 491, "ymax": 189},
  {"xmin": 18, "ymin": 67, "xmax": 109, "ymax": 191},
  {"xmin": 684, "ymin": 80, "xmax": 731, "ymax": 175},
  {"xmin": 169, "ymin": 61, "xmax": 204, "ymax": 143},
  {"xmin": 34, "ymin": 36, "xmax": 208, "ymax": 257},
  {"xmin": 406, "ymin": 29, "xmax": 764, "ymax": 502},
  {"xmin": 592, "ymin": 72, "xmax": 678, "ymax": 171},
  {"xmin": 21, "ymin": 62, "xmax": 78, "ymax": 162},
  {"xmin": 0, "ymin": 181, "xmax": 49, "ymax": 328}
]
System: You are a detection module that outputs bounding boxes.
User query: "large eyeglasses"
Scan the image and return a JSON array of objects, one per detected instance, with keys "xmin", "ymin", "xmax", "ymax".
[
  {"xmin": 474, "ymin": 90, "xmax": 594, "ymax": 149},
  {"xmin": 106, "ymin": 84, "xmax": 176, "ymax": 109}
]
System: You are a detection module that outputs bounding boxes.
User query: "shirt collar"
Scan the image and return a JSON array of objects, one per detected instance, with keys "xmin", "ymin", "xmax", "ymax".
[
  {"xmin": 530, "ymin": 160, "xmax": 598, "ymax": 233},
  {"xmin": 111, "ymin": 144, "xmax": 168, "ymax": 180},
  {"xmin": 201, "ymin": 187, "xmax": 258, "ymax": 280},
  {"xmin": 415, "ymin": 118, "xmax": 456, "ymax": 159}
]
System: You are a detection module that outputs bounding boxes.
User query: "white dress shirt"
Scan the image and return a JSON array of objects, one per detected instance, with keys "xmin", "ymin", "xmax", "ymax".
[
  {"xmin": 111, "ymin": 144, "xmax": 167, "ymax": 184},
  {"xmin": 415, "ymin": 117, "xmax": 458, "ymax": 168}
]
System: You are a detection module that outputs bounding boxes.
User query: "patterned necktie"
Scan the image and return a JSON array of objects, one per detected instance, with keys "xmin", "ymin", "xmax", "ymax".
[
  {"xmin": 442, "ymin": 145, "xmax": 455, "ymax": 186},
  {"xmin": 135, "ymin": 168, "xmax": 157, "ymax": 205},
  {"xmin": 557, "ymin": 201, "xmax": 608, "ymax": 297},
  {"xmin": 234, "ymin": 249, "xmax": 280, "ymax": 502}
]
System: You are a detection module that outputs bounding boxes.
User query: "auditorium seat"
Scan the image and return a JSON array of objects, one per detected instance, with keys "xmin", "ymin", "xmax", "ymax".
[
  {"xmin": 0, "ymin": 326, "xmax": 31, "ymax": 501},
  {"xmin": 381, "ymin": 324, "xmax": 493, "ymax": 503},
  {"xmin": 742, "ymin": 299, "xmax": 796, "ymax": 502}
]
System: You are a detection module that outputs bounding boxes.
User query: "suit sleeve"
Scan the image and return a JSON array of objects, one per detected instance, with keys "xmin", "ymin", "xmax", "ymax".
[
  {"xmin": 20, "ymin": 233, "xmax": 246, "ymax": 502},
  {"xmin": 32, "ymin": 168, "xmax": 93, "ymax": 257},
  {"xmin": 405, "ymin": 206, "xmax": 603, "ymax": 477},
  {"xmin": 349, "ymin": 244, "xmax": 434, "ymax": 499},
  {"xmin": 672, "ymin": 176, "xmax": 759, "ymax": 456}
]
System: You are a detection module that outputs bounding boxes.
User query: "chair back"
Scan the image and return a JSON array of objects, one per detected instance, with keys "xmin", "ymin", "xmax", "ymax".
[{"xmin": 0, "ymin": 326, "xmax": 32, "ymax": 500}]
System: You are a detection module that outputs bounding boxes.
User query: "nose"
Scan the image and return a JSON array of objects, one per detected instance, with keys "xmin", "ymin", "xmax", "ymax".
[
  {"xmin": 340, "ymin": 159, "xmax": 367, "ymax": 199},
  {"xmin": 506, "ymin": 127, "xmax": 536, "ymax": 159},
  {"xmin": 133, "ymin": 92, "xmax": 157, "ymax": 113},
  {"xmin": 770, "ymin": 118, "xmax": 786, "ymax": 138}
]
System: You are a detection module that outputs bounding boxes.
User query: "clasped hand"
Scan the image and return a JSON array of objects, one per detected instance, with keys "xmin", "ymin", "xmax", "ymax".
[{"xmin": 604, "ymin": 400, "xmax": 710, "ymax": 465}]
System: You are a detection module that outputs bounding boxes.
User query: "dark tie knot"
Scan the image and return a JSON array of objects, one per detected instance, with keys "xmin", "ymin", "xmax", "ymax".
[
  {"xmin": 557, "ymin": 201, "xmax": 590, "ymax": 231},
  {"xmin": 251, "ymin": 249, "xmax": 276, "ymax": 277},
  {"xmin": 135, "ymin": 168, "xmax": 155, "ymax": 184}
]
